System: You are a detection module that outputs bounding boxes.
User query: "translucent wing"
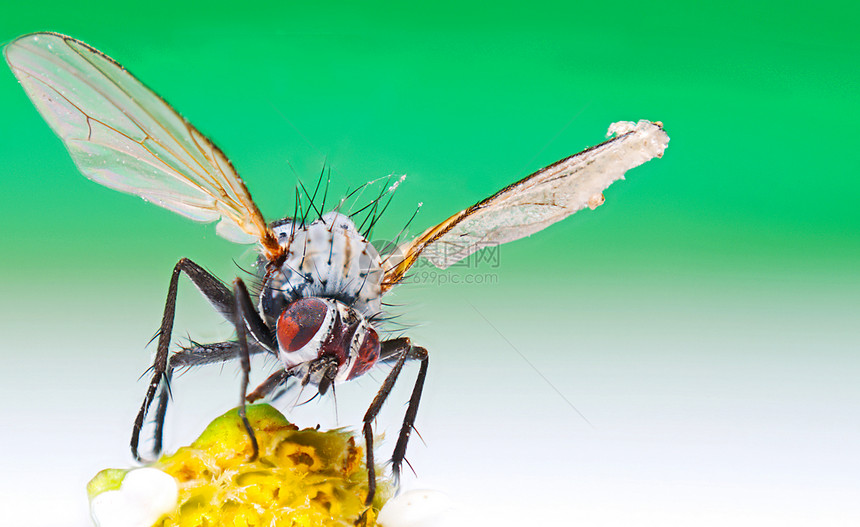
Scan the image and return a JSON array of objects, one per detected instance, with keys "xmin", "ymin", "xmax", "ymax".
[
  {"xmin": 383, "ymin": 120, "xmax": 669, "ymax": 290},
  {"xmin": 4, "ymin": 32, "xmax": 283, "ymax": 261}
]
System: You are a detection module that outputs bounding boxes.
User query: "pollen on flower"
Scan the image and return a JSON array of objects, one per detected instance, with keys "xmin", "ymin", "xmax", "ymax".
[{"xmin": 88, "ymin": 404, "xmax": 389, "ymax": 527}]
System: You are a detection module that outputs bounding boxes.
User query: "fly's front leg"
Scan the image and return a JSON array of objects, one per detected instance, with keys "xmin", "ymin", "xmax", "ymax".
[
  {"xmin": 246, "ymin": 369, "xmax": 295, "ymax": 403},
  {"xmin": 232, "ymin": 277, "xmax": 278, "ymax": 460},
  {"xmin": 132, "ymin": 258, "xmax": 231, "ymax": 460},
  {"xmin": 362, "ymin": 337, "xmax": 430, "ymax": 506},
  {"xmin": 131, "ymin": 258, "xmax": 275, "ymax": 461}
]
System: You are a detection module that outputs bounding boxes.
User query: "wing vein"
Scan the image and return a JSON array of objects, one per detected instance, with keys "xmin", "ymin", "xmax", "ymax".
[{"xmin": 6, "ymin": 32, "xmax": 282, "ymax": 257}]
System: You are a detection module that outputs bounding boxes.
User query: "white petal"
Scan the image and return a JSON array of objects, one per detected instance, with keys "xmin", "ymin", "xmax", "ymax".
[
  {"xmin": 90, "ymin": 468, "xmax": 177, "ymax": 527},
  {"xmin": 378, "ymin": 490, "xmax": 454, "ymax": 527}
]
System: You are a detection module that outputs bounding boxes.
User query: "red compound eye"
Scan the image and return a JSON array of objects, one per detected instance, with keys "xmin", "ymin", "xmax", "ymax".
[
  {"xmin": 348, "ymin": 328, "xmax": 380, "ymax": 380},
  {"xmin": 277, "ymin": 298, "xmax": 328, "ymax": 352}
]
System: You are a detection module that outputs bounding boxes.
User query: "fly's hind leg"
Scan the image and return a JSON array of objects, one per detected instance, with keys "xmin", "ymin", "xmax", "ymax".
[{"xmin": 361, "ymin": 337, "xmax": 429, "ymax": 506}]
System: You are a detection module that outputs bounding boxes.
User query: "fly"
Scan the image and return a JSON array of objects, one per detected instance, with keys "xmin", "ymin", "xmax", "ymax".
[{"xmin": 5, "ymin": 32, "xmax": 670, "ymax": 509}]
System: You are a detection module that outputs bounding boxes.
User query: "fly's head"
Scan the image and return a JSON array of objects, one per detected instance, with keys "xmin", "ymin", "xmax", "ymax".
[{"xmin": 276, "ymin": 297, "xmax": 381, "ymax": 389}]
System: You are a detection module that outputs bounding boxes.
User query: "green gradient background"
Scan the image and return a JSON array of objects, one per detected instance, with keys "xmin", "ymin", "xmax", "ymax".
[{"xmin": 1, "ymin": 2, "xmax": 858, "ymax": 526}]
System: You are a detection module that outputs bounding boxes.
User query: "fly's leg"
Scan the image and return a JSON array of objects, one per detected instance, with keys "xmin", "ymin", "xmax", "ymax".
[
  {"xmin": 132, "ymin": 258, "xmax": 232, "ymax": 461},
  {"xmin": 362, "ymin": 337, "xmax": 429, "ymax": 506},
  {"xmin": 246, "ymin": 369, "xmax": 295, "ymax": 403},
  {"xmin": 232, "ymin": 277, "xmax": 276, "ymax": 461},
  {"xmin": 132, "ymin": 258, "xmax": 276, "ymax": 461},
  {"xmin": 148, "ymin": 341, "xmax": 270, "ymax": 454},
  {"xmin": 389, "ymin": 345, "xmax": 429, "ymax": 484}
]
